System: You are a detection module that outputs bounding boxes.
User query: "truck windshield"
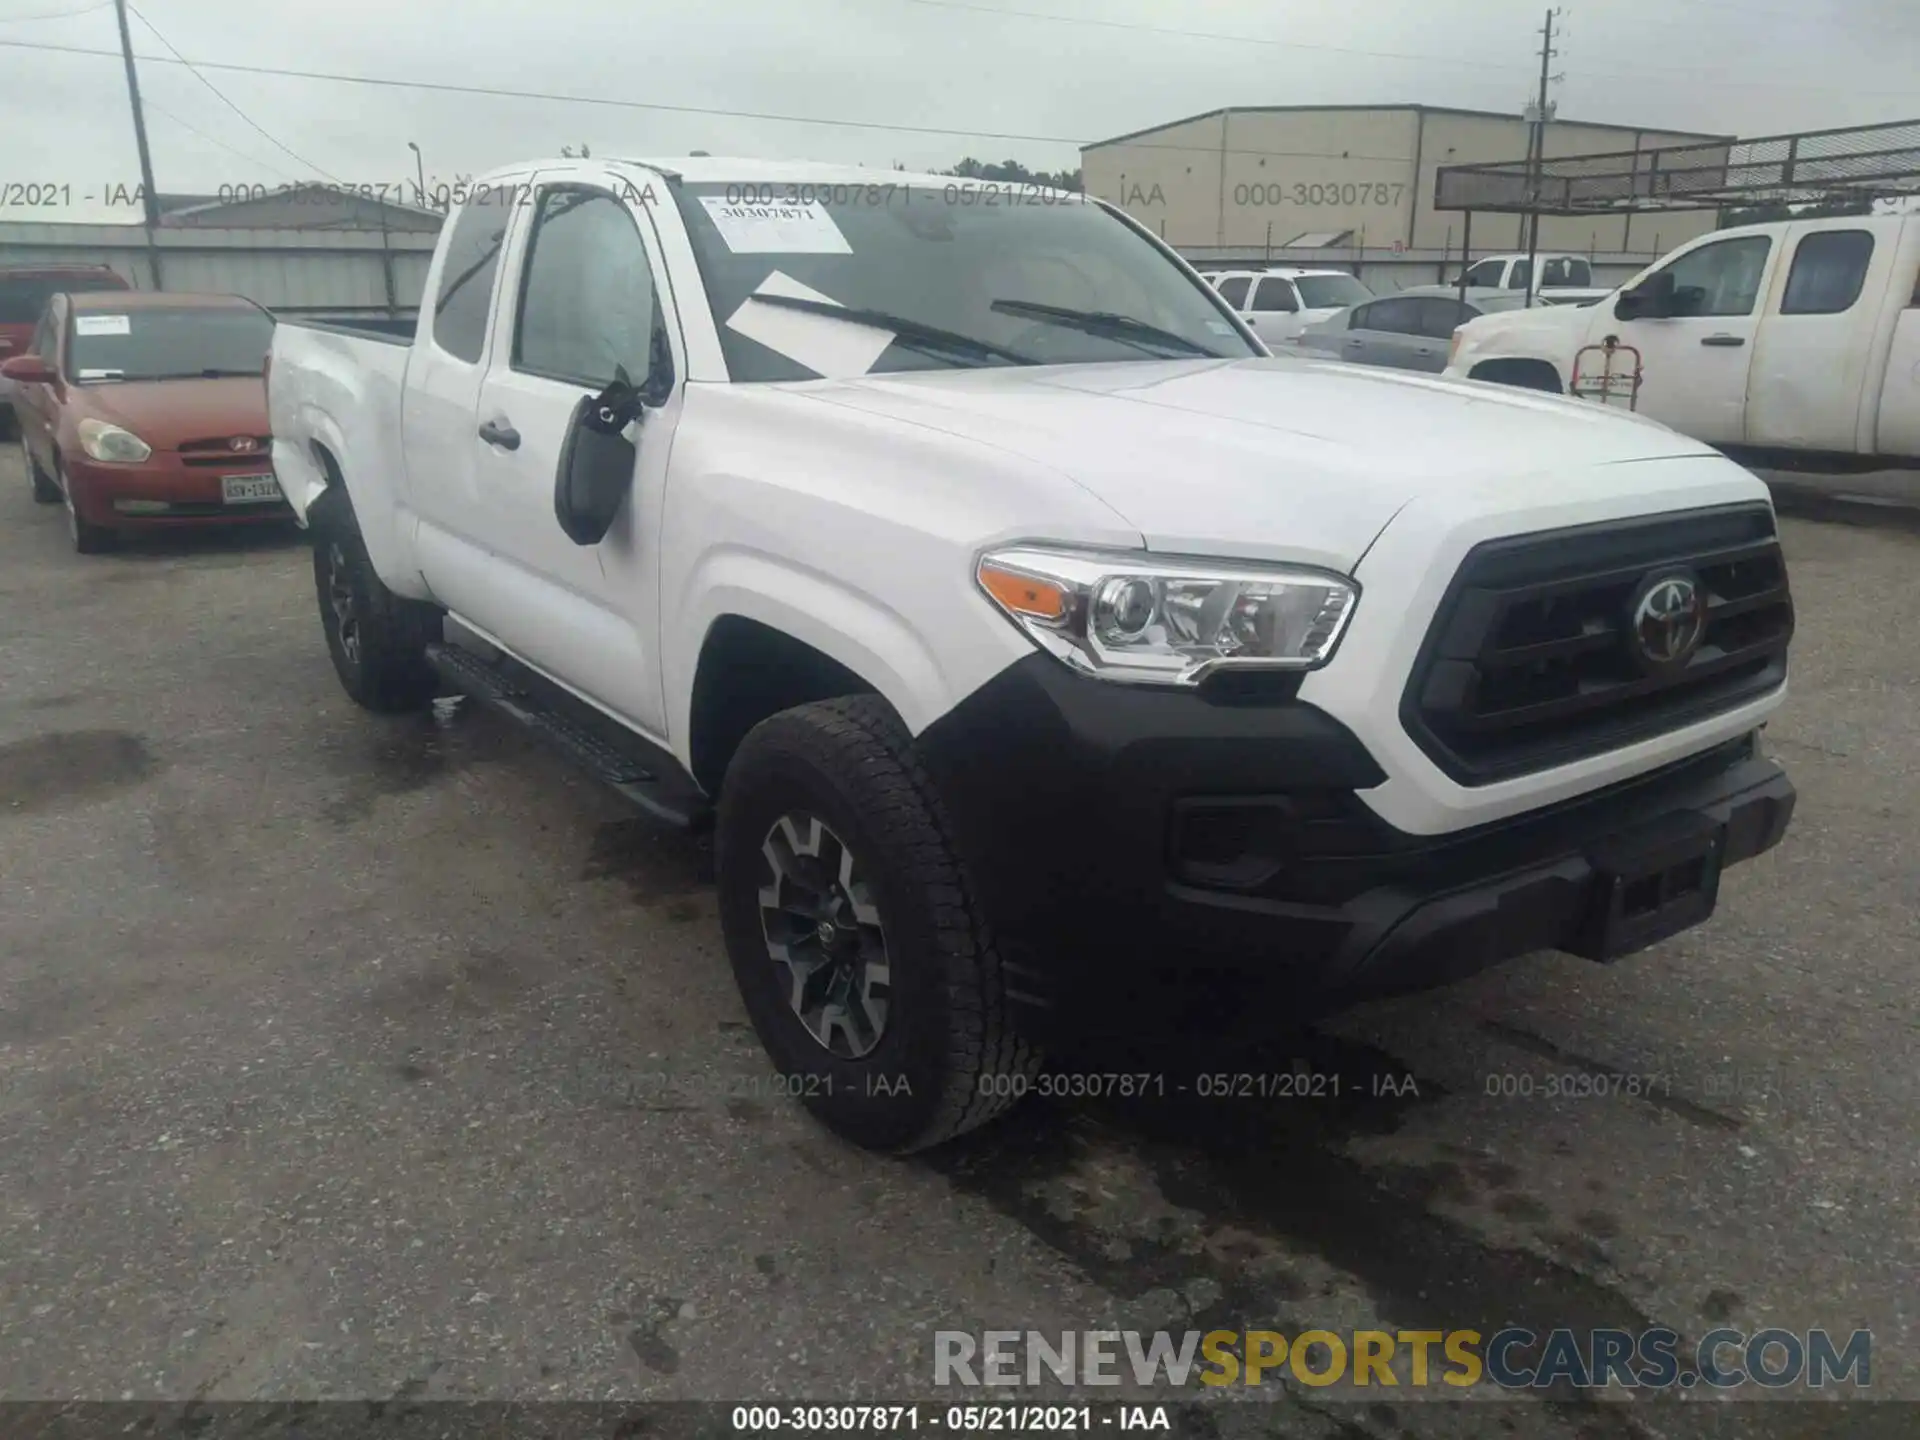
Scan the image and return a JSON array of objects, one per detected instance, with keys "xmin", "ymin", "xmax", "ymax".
[
  {"xmin": 670, "ymin": 181, "xmax": 1258, "ymax": 381},
  {"xmin": 1293, "ymin": 274, "xmax": 1372, "ymax": 310},
  {"xmin": 68, "ymin": 307, "xmax": 274, "ymax": 383}
]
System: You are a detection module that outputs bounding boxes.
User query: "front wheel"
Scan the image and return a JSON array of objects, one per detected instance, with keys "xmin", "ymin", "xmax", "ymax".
[
  {"xmin": 716, "ymin": 694, "xmax": 1040, "ymax": 1153},
  {"xmin": 57, "ymin": 461, "xmax": 117, "ymax": 553},
  {"xmin": 309, "ymin": 488, "xmax": 441, "ymax": 712},
  {"xmin": 21, "ymin": 435, "xmax": 59, "ymax": 504}
]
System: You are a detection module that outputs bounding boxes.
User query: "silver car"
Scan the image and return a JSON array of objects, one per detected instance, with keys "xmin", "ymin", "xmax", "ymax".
[{"xmin": 1294, "ymin": 285, "xmax": 1531, "ymax": 373}]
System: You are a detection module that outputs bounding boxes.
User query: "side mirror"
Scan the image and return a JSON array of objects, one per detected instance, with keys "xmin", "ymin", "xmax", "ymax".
[
  {"xmin": 1615, "ymin": 269, "xmax": 1675, "ymax": 321},
  {"xmin": 553, "ymin": 332, "xmax": 675, "ymax": 547},
  {"xmin": 0, "ymin": 354, "xmax": 57, "ymax": 385}
]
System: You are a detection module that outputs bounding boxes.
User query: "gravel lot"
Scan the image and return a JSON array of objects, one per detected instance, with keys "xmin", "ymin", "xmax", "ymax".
[{"xmin": 1, "ymin": 445, "xmax": 1915, "ymax": 1438}]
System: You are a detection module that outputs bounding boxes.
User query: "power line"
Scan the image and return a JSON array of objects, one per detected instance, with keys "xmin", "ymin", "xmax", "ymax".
[
  {"xmin": 143, "ymin": 95, "xmax": 306, "ymax": 183},
  {"xmin": 0, "ymin": 1, "xmax": 109, "ymax": 21},
  {"xmin": 2, "ymin": 30, "xmax": 1914, "ymax": 162},
  {"xmin": 124, "ymin": 1, "xmax": 339, "ymax": 181},
  {"xmin": 892, "ymin": 0, "xmax": 1536, "ymax": 74}
]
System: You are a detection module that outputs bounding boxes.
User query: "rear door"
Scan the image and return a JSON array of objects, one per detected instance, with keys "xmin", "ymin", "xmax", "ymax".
[
  {"xmin": 1244, "ymin": 276, "xmax": 1302, "ymax": 345},
  {"xmin": 1337, "ymin": 296, "xmax": 1426, "ymax": 368},
  {"xmin": 1409, "ymin": 297, "xmax": 1473, "ymax": 372},
  {"xmin": 1745, "ymin": 222, "xmax": 1899, "ymax": 452},
  {"xmin": 465, "ymin": 165, "xmax": 683, "ymax": 737},
  {"xmin": 403, "ymin": 179, "xmax": 523, "ymax": 613}
]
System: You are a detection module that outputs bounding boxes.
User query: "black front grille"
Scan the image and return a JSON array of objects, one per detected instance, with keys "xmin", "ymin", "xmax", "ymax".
[{"xmin": 1402, "ymin": 504, "xmax": 1793, "ymax": 785}]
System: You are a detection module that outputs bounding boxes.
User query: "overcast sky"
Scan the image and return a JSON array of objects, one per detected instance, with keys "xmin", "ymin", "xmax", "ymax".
[{"xmin": 1, "ymin": 0, "xmax": 1915, "ymax": 221}]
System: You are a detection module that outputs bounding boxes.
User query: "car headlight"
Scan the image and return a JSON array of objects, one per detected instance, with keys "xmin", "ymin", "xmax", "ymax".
[
  {"xmin": 77, "ymin": 418, "xmax": 152, "ymax": 463},
  {"xmin": 976, "ymin": 546, "xmax": 1357, "ymax": 685}
]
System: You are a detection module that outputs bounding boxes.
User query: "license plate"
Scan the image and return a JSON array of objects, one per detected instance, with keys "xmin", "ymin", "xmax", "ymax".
[
  {"xmin": 221, "ymin": 474, "xmax": 281, "ymax": 504},
  {"xmin": 1566, "ymin": 814, "xmax": 1724, "ymax": 962}
]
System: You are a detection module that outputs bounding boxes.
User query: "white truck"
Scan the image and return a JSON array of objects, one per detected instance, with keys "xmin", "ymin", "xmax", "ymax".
[
  {"xmin": 1454, "ymin": 253, "xmax": 1614, "ymax": 307},
  {"xmin": 1448, "ymin": 214, "xmax": 1920, "ymax": 465},
  {"xmin": 1205, "ymin": 267, "xmax": 1374, "ymax": 345},
  {"xmin": 267, "ymin": 157, "xmax": 1798, "ymax": 1153}
]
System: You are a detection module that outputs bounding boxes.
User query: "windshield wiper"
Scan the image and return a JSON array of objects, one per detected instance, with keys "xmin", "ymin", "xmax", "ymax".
[
  {"xmin": 748, "ymin": 293, "xmax": 1034, "ymax": 367},
  {"xmin": 988, "ymin": 299, "xmax": 1224, "ymax": 358}
]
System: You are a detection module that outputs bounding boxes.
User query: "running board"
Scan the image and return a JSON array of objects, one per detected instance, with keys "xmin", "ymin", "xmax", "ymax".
[{"xmin": 425, "ymin": 638, "xmax": 710, "ymax": 831}]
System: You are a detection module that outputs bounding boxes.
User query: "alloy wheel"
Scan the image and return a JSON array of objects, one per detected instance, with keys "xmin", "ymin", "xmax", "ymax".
[
  {"xmin": 325, "ymin": 541, "xmax": 362, "ymax": 666},
  {"xmin": 756, "ymin": 812, "xmax": 891, "ymax": 1058}
]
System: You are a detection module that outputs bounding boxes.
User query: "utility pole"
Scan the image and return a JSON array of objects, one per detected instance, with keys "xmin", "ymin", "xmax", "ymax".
[
  {"xmin": 1522, "ymin": 7, "xmax": 1559, "ymax": 309},
  {"xmin": 112, "ymin": 0, "xmax": 163, "ymax": 288}
]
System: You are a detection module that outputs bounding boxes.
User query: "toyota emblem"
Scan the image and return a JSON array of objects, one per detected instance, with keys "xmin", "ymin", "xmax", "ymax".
[
  {"xmin": 229, "ymin": 436, "xmax": 257, "ymax": 453},
  {"xmin": 1629, "ymin": 571, "xmax": 1706, "ymax": 671}
]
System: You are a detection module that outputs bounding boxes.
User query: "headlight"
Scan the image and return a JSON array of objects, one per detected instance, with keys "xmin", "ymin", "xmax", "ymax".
[
  {"xmin": 77, "ymin": 418, "xmax": 152, "ymax": 463},
  {"xmin": 976, "ymin": 546, "xmax": 1357, "ymax": 685}
]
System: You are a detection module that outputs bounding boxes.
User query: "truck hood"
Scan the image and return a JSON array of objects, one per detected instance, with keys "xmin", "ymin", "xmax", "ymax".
[
  {"xmin": 1456, "ymin": 300, "xmax": 1591, "ymax": 349},
  {"xmin": 795, "ymin": 355, "xmax": 1718, "ymax": 570}
]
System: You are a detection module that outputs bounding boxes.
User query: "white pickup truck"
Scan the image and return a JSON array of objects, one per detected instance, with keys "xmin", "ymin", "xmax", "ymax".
[
  {"xmin": 268, "ymin": 156, "xmax": 1798, "ymax": 1153},
  {"xmin": 1448, "ymin": 214, "xmax": 1920, "ymax": 464},
  {"xmin": 1455, "ymin": 252, "xmax": 1614, "ymax": 307}
]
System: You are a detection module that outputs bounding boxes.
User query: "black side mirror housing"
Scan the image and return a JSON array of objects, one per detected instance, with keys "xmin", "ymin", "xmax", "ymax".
[{"xmin": 1616, "ymin": 269, "xmax": 1676, "ymax": 321}]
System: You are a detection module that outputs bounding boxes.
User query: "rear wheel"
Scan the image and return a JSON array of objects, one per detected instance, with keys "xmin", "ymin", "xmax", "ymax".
[
  {"xmin": 21, "ymin": 435, "xmax": 59, "ymax": 504},
  {"xmin": 309, "ymin": 488, "xmax": 441, "ymax": 712},
  {"xmin": 716, "ymin": 694, "xmax": 1040, "ymax": 1153},
  {"xmin": 57, "ymin": 461, "xmax": 117, "ymax": 553}
]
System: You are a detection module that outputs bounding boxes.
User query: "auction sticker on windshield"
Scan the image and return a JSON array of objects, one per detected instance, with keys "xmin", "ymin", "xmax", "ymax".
[
  {"xmin": 74, "ymin": 314, "xmax": 131, "ymax": 336},
  {"xmin": 698, "ymin": 197, "xmax": 851, "ymax": 255}
]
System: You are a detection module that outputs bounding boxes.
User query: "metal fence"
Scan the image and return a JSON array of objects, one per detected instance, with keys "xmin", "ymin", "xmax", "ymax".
[{"xmin": 0, "ymin": 221, "xmax": 436, "ymax": 317}]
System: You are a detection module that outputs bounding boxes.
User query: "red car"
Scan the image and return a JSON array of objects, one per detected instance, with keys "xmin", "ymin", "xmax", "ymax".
[
  {"xmin": 0, "ymin": 264, "xmax": 132, "ymax": 439},
  {"xmin": 3, "ymin": 291, "xmax": 285, "ymax": 553}
]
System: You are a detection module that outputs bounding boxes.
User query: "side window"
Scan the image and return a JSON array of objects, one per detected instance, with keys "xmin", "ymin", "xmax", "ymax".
[
  {"xmin": 513, "ymin": 187, "xmax": 661, "ymax": 388},
  {"xmin": 1357, "ymin": 296, "xmax": 1422, "ymax": 334},
  {"xmin": 1509, "ymin": 259, "xmax": 1532, "ymax": 292},
  {"xmin": 1541, "ymin": 256, "xmax": 1586, "ymax": 287},
  {"xmin": 1249, "ymin": 278, "xmax": 1298, "ymax": 313},
  {"xmin": 1464, "ymin": 259, "xmax": 1503, "ymax": 287},
  {"xmin": 1416, "ymin": 297, "xmax": 1470, "ymax": 339},
  {"xmin": 432, "ymin": 186, "xmax": 511, "ymax": 362},
  {"xmin": 1781, "ymin": 231, "xmax": 1874, "ymax": 316},
  {"xmin": 1215, "ymin": 275, "xmax": 1251, "ymax": 308},
  {"xmin": 1659, "ymin": 235, "xmax": 1772, "ymax": 318}
]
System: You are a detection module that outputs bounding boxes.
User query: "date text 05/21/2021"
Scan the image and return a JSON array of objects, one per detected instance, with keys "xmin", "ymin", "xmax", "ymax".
[{"xmin": 730, "ymin": 1405, "xmax": 1171, "ymax": 1432}]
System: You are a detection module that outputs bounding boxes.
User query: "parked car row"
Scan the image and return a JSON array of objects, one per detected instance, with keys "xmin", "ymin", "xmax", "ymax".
[
  {"xmin": 0, "ymin": 264, "xmax": 133, "ymax": 438},
  {"xmin": 2, "ymin": 277, "xmax": 286, "ymax": 552}
]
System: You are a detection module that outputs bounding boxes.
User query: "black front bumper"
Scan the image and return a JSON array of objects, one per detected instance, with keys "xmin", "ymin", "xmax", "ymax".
[{"xmin": 914, "ymin": 656, "xmax": 1795, "ymax": 1042}]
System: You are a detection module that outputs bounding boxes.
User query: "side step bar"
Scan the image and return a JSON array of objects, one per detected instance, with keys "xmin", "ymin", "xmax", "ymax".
[{"xmin": 425, "ymin": 638, "xmax": 710, "ymax": 831}]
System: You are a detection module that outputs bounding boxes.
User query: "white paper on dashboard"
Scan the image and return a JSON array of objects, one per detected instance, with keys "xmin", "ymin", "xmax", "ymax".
[
  {"xmin": 698, "ymin": 197, "xmax": 852, "ymax": 255},
  {"xmin": 74, "ymin": 315, "xmax": 131, "ymax": 336},
  {"xmin": 723, "ymin": 271, "xmax": 895, "ymax": 379}
]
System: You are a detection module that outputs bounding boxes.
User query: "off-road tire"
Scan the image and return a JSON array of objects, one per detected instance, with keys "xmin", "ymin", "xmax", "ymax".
[
  {"xmin": 21, "ymin": 435, "xmax": 59, "ymax": 504},
  {"xmin": 716, "ymin": 694, "xmax": 1041, "ymax": 1152},
  {"xmin": 309, "ymin": 487, "xmax": 441, "ymax": 712}
]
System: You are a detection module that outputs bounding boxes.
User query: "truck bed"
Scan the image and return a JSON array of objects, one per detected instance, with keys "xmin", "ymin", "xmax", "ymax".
[{"xmin": 273, "ymin": 313, "xmax": 417, "ymax": 344}]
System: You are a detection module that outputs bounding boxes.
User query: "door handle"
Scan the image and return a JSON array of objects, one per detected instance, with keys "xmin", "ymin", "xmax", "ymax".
[
  {"xmin": 1700, "ymin": 335, "xmax": 1746, "ymax": 348},
  {"xmin": 1345, "ymin": 337, "xmax": 1364, "ymax": 346},
  {"xmin": 477, "ymin": 418, "xmax": 521, "ymax": 450}
]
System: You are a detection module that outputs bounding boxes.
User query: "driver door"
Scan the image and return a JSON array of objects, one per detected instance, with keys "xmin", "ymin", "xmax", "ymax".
[
  {"xmin": 465, "ymin": 166, "xmax": 684, "ymax": 739},
  {"xmin": 1600, "ymin": 233, "xmax": 1776, "ymax": 443}
]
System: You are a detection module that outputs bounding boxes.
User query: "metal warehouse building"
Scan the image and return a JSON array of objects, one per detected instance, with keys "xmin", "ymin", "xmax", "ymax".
[{"xmin": 1082, "ymin": 104, "xmax": 1731, "ymax": 284}]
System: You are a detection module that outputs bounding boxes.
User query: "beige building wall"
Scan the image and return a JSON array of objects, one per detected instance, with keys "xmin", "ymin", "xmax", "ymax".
[{"xmin": 1085, "ymin": 106, "xmax": 1727, "ymax": 261}]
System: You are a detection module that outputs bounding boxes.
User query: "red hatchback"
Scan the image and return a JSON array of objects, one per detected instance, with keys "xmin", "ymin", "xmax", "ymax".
[{"xmin": 3, "ymin": 291, "xmax": 285, "ymax": 553}]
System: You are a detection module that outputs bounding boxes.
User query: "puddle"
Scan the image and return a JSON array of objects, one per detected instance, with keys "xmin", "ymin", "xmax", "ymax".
[
  {"xmin": 319, "ymin": 698, "xmax": 529, "ymax": 825},
  {"xmin": 581, "ymin": 817, "xmax": 712, "ymax": 902},
  {"xmin": 932, "ymin": 1027, "xmax": 1656, "ymax": 1424},
  {"xmin": 0, "ymin": 730, "xmax": 159, "ymax": 816}
]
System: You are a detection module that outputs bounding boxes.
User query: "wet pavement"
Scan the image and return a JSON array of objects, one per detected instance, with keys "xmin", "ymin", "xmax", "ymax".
[{"xmin": 1, "ymin": 448, "xmax": 1916, "ymax": 1438}]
